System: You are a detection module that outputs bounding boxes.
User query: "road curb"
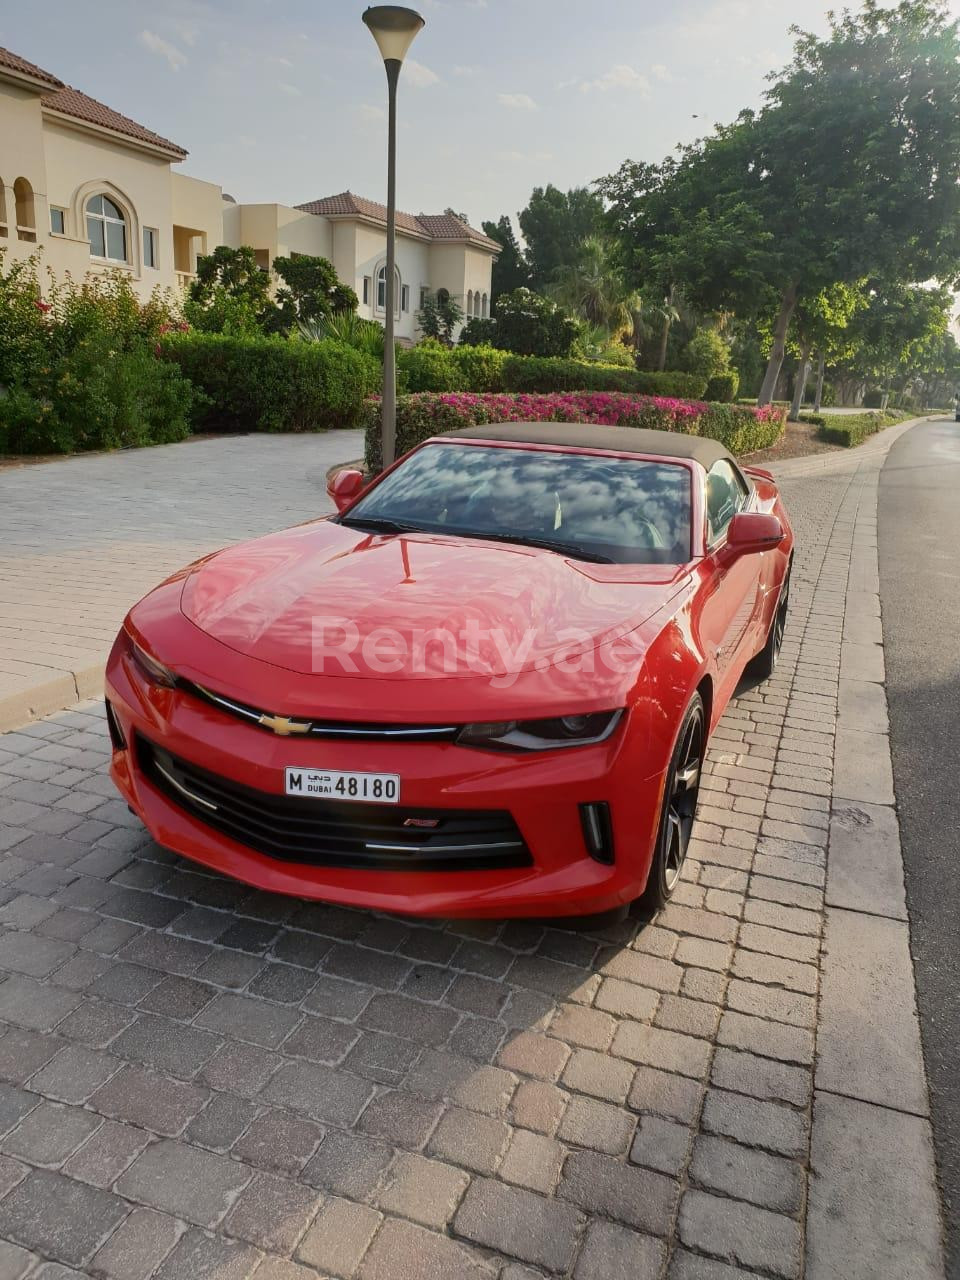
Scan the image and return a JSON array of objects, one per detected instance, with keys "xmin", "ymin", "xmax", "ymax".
[{"xmin": 0, "ymin": 662, "xmax": 103, "ymax": 735}]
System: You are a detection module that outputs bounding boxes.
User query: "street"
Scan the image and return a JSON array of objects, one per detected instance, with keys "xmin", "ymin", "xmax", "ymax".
[
  {"xmin": 0, "ymin": 421, "xmax": 946, "ymax": 1278},
  {"xmin": 880, "ymin": 417, "xmax": 960, "ymax": 1274}
]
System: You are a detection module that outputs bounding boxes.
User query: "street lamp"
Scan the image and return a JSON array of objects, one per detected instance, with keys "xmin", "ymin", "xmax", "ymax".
[{"xmin": 362, "ymin": 5, "xmax": 425, "ymax": 469}]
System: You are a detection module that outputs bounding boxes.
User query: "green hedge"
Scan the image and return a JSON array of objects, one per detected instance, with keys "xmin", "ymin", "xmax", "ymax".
[
  {"xmin": 800, "ymin": 409, "xmax": 909, "ymax": 447},
  {"xmin": 162, "ymin": 332, "xmax": 379, "ymax": 432},
  {"xmin": 398, "ymin": 343, "xmax": 708, "ymax": 398},
  {"xmin": 363, "ymin": 392, "xmax": 787, "ymax": 472},
  {"xmin": 704, "ymin": 370, "xmax": 740, "ymax": 403}
]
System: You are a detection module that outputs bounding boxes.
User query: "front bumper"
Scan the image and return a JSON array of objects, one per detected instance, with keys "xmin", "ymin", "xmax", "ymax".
[{"xmin": 105, "ymin": 646, "xmax": 666, "ymax": 918}]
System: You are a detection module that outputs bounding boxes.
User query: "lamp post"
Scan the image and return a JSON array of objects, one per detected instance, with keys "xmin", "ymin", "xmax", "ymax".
[{"xmin": 362, "ymin": 5, "xmax": 425, "ymax": 470}]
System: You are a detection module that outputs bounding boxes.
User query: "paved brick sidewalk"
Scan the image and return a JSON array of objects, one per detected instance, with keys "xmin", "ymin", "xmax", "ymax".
[
  {"xmin": 0, "ymin": 432, "xmax": 359, "ymax": 729},
  {"xmin": 0, "ymin": 427, "xmax": 942, "ymax": 1278}
]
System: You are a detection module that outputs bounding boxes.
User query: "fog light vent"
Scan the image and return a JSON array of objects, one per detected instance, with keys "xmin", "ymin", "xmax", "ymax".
[
  {"xmin": 105, "ymin": 700, "xmax": 126, "ymax": 751},
  {"xmin": 579, "ymin": 802, "xmax": 614, "ymax": 864}
]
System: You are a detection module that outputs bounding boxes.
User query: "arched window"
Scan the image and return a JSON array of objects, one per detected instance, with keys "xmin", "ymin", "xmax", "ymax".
[
  {"xmin": 14, "ymin": 178, "xmax": 35, "ymax": 242},
  {"xmin": 466, "ymin": 290, "xmax": 474, "ymax": 318},
  {"xmin": 376, "ymin": 263, "xmax": 401, "ymax": 315},
  {"xmin": 474, "ymin": 292, "xmax": 482, "ymax": 317},
  {"xmin": 482, "ymin": 292, "xmax": 488, "ymax": 318},
  {"xmin": 0, "ymin": 179, "xmax": 7, "ymax": 237},
  {"xmin": 86, "ymin": 193, "xmax": 127, "ymax": 262},
  {"xmin": 436, "ymin": 288, "xmax": 450, "ymax": 307}
]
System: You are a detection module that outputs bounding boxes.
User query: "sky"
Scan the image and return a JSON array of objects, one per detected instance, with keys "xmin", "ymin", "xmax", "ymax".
[{"xmin": 4, "ymin": 0, "xmax": 960, "ymax": 233}]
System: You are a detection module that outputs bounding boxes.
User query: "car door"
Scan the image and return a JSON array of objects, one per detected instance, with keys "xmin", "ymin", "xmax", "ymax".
[{"xmin": 698, "ymin": 460, "xmax": 762, "ymax": 694}]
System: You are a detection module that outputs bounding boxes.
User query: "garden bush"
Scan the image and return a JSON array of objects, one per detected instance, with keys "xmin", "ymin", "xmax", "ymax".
[
  {"xmin": 163, "ymin": 331, "xmax": 378, "ymax": 432},
  {"xmin": 450, "ymin": 344, "xmax": 508, "ymax": 392},
  {"xmin": 801, "ymin": 409, "xmax": 909, "ymax": 447},
  {"xmin": 364, "ymin": 391, "xmax": 786, "ymax": 472},
  {"xmin": 0, "ymin": 253, "xmax": 193, "ymax": 455},
  {"xmin": 397, "ymin": 340, "xmax": 465, "ymax": 393},
  {"xmin": 682, "ymin": 327, "xmax": 731, "ymax": 382},
  {"xmin": 704, "ymin": 370, "xmax": 740, "ymax": 402}
]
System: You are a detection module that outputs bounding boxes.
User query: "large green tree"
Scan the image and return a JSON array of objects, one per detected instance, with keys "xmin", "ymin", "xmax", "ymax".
[
  {"xmin": 601, "ymin": 2, "xmax": 960, "ymax": 404},
  {"xmin": 836, "ymin": 281, "xmax": 952, "ymax": 406},
  {"xmin": 481, "ymin": 216, "xmax": 531, "ymax": 301},
  {"xmin": 518, "ymin": 185, "xmax": 605, "ymax": 291}
]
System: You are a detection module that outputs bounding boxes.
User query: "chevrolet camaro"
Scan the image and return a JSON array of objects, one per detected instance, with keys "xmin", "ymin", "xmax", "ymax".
[{"xmin": 105, "ymin": 422, "xmax": 793, "ymax": 919}]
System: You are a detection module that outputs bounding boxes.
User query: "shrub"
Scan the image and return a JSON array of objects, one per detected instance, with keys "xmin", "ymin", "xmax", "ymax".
[
  {"xmin": 363, "ymin": 391, "xmax": 786, "ymax": 472},
  {"xmin": 397, "ymin": 340, "xmax": 465, "ymax": 393},
  {"xmin": 704, "ymin": 370, "xmax": 740, "ymax": 403},
  {"xmin": 801, "ymin": 409, "xmax": 908, "ymax": 447},
  {"xmin": 633, "ymin": 370, "xmax": 709, "ymax": 398},
  {"xmin": 162, "ymin": 331, "xmax": 378, "ymax": 432},
  {"xmin": 0, "ymin": 252, "xmax": 193, "ymax": 455},
  {"xmin": 450, "ymin": 344, "xmax": 507, "ymax": 392},
  {"xmin": 488, "ymin": 288, "xmax": 580, "ymax": 357},
  {"xmin": 459, "ymin": 317, "xmax": 498, "ymax": 347},
  {"xmin": 682, "ymin": 328, "xmax": 731, "ymax": 381}
]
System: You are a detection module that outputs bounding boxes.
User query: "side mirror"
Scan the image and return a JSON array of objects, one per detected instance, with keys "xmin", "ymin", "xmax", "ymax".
[
  {"xmin": 726, "ymin": 511, "xmax": 785, "ymax": 555},
  {"xmin": 328, "ymin": 468, "xmax": 365, "ymax": 513}
]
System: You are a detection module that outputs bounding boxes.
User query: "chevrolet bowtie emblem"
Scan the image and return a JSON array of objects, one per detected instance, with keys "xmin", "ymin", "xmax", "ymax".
[{"xmin": 258, "ymin": 713, "xmax": 312, "ymax": 736}]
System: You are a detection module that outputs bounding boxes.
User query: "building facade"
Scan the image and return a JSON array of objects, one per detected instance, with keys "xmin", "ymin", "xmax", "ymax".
[{"xmin": 0, "ymin": 45, "xmax": 497, "ymax": 338}]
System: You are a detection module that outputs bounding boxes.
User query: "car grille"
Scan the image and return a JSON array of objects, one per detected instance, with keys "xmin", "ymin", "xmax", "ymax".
[
  {"xmin": 136, "ymin": 735, "xmax": 532, "ymax": 873},
  {"xmin": 181, "ymin": 680, "xmax": 461, "ymax": 742}
]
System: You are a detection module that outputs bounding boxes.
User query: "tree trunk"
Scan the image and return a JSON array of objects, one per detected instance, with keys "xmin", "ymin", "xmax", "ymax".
[
  {"xmin": 657, "ymin": 284, "xmax": 675, "ymax": 372},
  {"xmin": 758, "ymin": 284, "xmax": 798, "ymax": 406},
  {"xmin": 789, "ymin": 343, "xmax": 812, "ymax": 420},
  {"xmin": 813, "ymin": 351, "xmax": 826, "ymax": 413}
]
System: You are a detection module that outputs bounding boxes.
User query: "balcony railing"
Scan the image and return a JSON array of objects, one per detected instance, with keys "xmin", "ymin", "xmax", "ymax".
[{"xmin": 175, "ymin": 270, "xmax": 196, "ymax": 290}]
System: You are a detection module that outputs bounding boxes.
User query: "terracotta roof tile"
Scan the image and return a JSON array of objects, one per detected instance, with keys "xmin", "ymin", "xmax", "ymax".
[
  {"xmin": 0, "ymin": 46, "xmax": 64, "ymax": 89},
  {"xmin": 296, "ymin": 191, "xmax": 500, "ymax": 251},
  {"xmin": 42, "ymin": 85, "xmax": 187, "ymax": 157}
]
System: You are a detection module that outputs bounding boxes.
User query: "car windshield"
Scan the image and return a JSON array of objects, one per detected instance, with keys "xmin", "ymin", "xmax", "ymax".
[{"xmin": 340, "ymin": 442, "xmax": 692, "ymax": 565}]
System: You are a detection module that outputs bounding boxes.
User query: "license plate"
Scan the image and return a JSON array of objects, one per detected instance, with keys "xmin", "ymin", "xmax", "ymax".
[{"xmin": 285, "ymin": 767, "xmax": 400, "ymax": 805}]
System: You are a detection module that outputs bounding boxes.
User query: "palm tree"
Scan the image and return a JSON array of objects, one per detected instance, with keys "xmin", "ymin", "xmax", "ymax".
[{"xmin": 548, "ymin": 235, "xmax": 636, "ymax": 338}]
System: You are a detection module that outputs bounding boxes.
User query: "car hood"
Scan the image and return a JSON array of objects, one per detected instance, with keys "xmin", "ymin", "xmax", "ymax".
[{"xmin": 179, "ymin": 519, "xmax": 687, "ymax": 681}]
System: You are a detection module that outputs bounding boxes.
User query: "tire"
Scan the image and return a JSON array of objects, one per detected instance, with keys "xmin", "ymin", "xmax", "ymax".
[
  {"xmin": 637, "ymin": 692, "xmax": 706, "ymax": 913},
  {"xmin": 748, "ymin": 568, "xmax": 790, "ymax": 681}
]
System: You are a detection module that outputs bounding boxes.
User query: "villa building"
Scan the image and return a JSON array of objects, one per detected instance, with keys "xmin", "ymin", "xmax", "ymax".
[{"xmin": 0, "ymin": 45, "xmax": 497, "ymax": 340}]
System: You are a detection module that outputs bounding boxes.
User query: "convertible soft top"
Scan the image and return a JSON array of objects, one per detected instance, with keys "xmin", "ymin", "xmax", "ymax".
[{"xmin": 436, "ymin": 421, "xmax": 735, "ymax": 469}]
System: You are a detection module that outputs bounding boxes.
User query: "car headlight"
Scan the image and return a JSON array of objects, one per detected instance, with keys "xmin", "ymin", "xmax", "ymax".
[
  {"xmin": 128, "ymin": 635, "xmax": 177, "ymax": 689},
  {"xmin": 457, "ymin": 709, "xmax": 624, "ymax": 752}
]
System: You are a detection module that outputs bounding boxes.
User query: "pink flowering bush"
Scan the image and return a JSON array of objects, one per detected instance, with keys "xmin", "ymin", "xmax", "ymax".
[{"xmin": 364, "ymin": 391, "xmax": 786, "ymax": 471}]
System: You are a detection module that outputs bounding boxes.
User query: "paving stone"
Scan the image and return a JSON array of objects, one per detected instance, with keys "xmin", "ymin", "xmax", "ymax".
[
  {"xmin": 185, "ymin": 1093, "xmax": 261, "ymax": 1152},
  {"xmin": 112, "ymin": 1014, "xmax": 221, "ymax": 1079},
  {"xmin": 261, "ymin": 1060, "xmax": 373, "ymax": 1125},
  {"xmin": 224, "ymin": 1172, "xmax": 319, "ymax": 1253},
  {"xmin": 404, "ymin": 1050, "xmax": 475, "ymax": 1101},
  {"xmin": 497, "ymin": 1031, "xmax": 570, "ymax": 1081},
  {"xmin": 657, "ymin": 994, "xmax": 722, "ymax": 1039},
  {"xmin": 594, "ymin": 977, "xmax": 659, "ymax": 1021},
  {"xmin": 681, "ymin": 967, "xmax": 728, "ymax": 1005},
  {"xmin": 427, "ymin": 1106, "xmax": 510, "ymax": 1174},
  {"xmin": 90, "ymin": 1065, "xmax": 209, "ymax": 1136},
  {"xmin": 0, "ymin": 1240, "xmax": 34, "ymax": 1280},
  {"xmin": 628, "ymin": 1065, "xmax": 703, "ymax": 1124},
  {"xmin": 548, "ymin": 1002, "xmax": 616, "ymax": 1050},
  {"xmin": 710, "ymin": 1048, "xmax": 810, "ymax": 1108},
  {"xmin": 90, "ymin": 1207, "xmax": 181, "ymax": 1280},
  {"xmin": 250, "ymin": 1260, "xmax": 318, "ymax": 1280},
  {"xmin": 612, "ymin": 1023, "xmax": 711, "ymax": 1078},
  {"xmin": 689, "ymin": 1134, "xmax": 804, "ymax": 1215},
  {"xmin": 0, "ymin": 1028, "xmax": 63, "ymax": 1084},
  {"xmin": 301, "ymin": 1130, "xmax": 393, "ymax": 1200},
  {"xmin": 509, "ymin": 1079, "xmax": 568, "ymax": 1135},
  {"xmin": 359, "ymin": 994, "xmax": 458, "ymax": 1046},
  {"xmin": 283, "ymin": 1016, "xmax": 359, "ymax": 1065},
  {"xmin": 1, "ymin": 1100, "xmax": 101, "ymax": 1167},
  {"xmin": 725, "ymin": 978, "xmax": 816, "ymax": 1028},
  {"xmin": 117, "ymin": 1139, "xmax": 252, "ymax": 1227},
  {"xmin": 62, "ymin": 1119, "xmax": 149, "ymax": 1188},
  {"xmin": 679, "ymin": 1188, "xmax": 801, "ymax": 1278},
  {"xmin": 717, "ymin": 1011, "xmax": 814, "ymax": 1065},
  {"xmin": 826, "ymin": 802, "xmax": 906, "ymax": 919},
  {"xmin": 449, "ymin": 1063, "xmax": 516, "ymax": 1116},
  {"xmin": 629, "ymin": 1114, "xmax": 693, "ymax": 1177},
  {"xmin": 56, "ymin": 998, "xmax": 136, "ymax": 1048},
  {"xmin": 731, "ymin": 950, "xmax": 818, "ymax": 995},
  {"xmin": 359, "ymin": 1216, "xmax": 492, "ymax": 1280},
  {"xmin": 196, "ymin": 993, "xmax": 302, "ymax": 1050},
  {"xmin": 573, "ymin": 1219, "xmax": 666, "ymax": 1280},
  {"xmin": 296, "ymin": 1196, "xmax": 381, "ymax": 1276},
  {"xmin": 138, "ymin": 976, "xmax": 217, "ymax": 1021},
  {"xmin": 359, "ymin": 1088, "xmax": 442, "ymax": 1149},
  {"xmin": 194, "ymin": 951, "xmax": 264, "ymax": 990},
  {"xmin": 89, "ymin": 963, "xmax": 164, "ymax": 1006},
  {"xmin": 559, "ymin": 1149, "xmax": 678, "ymax": 1236},
  {"xmin": 201, "ymin": 1043, "xmax": 282, "ymax": 1098},
  {"xmin": 561, "ymin": 1046, "xmax": 634, "ymax": 1103},
  {"xmin": 0, "ymin": 974, "xmax": 79, "ymax": 1030},
  {"xmin": 701, "ymin": 1088, "xmax": 807, "ymax": 1158},
  {"xmin": 599, "ymin": 949, "xmax": 682, "ymax": 993},
  {"xmin": 454, "ymin": 1176, "xmax": 585, "ymax": 1273},
  {"xmin": 0, "ymin": 1168, "xmax": 128, "ymax": 1267},
  {"xmin": 0, "ymin": 1083, "xmax": 38, "ymax": 1138},
  {"xmin": 233, "ymin": 1109, "xmax": 323, "ymax": 1175},
  {"xmin": 559, "ymin": 1095, "xmax": 635, "ymax": 1154},
  {"xmin": 378, "ymin": 1152, "xmax": 470, "ymax": 1227},
  {"xmin": 247, "ymin": 964, "xmax": 318, "ymax": 1005},
  {"xmin": 153, "ymin": 1227, "xmax": 261, "ymax": 1280}
]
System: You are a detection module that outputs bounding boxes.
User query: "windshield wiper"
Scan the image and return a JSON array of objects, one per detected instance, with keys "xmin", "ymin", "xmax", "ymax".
[
  {"xmin": 450, "ymin": 529, "xmax": 615, "ymax": 564},
  {"xmin": 338, "ymin": 516, "xmax": 424, "ymax": 535}
]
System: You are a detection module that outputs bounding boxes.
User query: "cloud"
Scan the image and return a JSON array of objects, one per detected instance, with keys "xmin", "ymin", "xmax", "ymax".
[
  {"xmin": 498, "ymin": 92, "xmax": 538, "ymax": 110},
  {"xmin": 139, "ymin": 29, "xmax": 188, "ymax": 72},
  {"xmin": 453, "ymin": 64, "xmax": 478, "ymax": 77},
  {"xmin": 579, "ymin": 63, "xmax": 650, "ymax": 94},
  {"xmin": 651, "ymin": 63, "xmax": 672, "ymax": 82},
  {"xmin": 269, "ymin": 55, "xmax": 294, "ymax": 68},
  {"xmin": 278, "ymin": 82, "xmax": 302, "ymax": 97},
  {"xmin": 402, "ymin": 59, "xmax": 440, "ymax": 87},
  {"xmin": 358, "ymin": 103, "xmax": 386, "ymax": 123}
]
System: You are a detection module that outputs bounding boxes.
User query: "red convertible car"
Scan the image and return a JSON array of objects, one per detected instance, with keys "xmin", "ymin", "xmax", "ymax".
[{"xmin": 105, "ymin": 423, "xmax": 792, "ymax": 919}]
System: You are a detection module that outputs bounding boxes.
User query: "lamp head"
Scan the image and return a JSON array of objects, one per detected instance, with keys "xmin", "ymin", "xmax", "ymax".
[{"xmin": 362, "ymin": 6, "xmax": 425, "ymax": 64}]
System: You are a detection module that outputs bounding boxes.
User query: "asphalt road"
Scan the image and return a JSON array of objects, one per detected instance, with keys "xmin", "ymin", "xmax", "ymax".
[{"xmin": 879, "ymin": 415, "xmax": 960, "ymax": 1276}]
